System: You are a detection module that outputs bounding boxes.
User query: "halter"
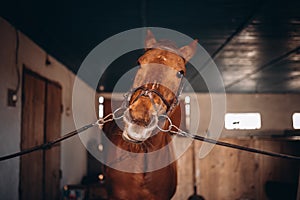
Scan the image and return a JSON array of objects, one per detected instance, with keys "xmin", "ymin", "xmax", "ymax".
[
  {"xmin": 124, "ymin": 46, "xmax": 186, "ymax": 115},
  {"xmin": 121, "ymin": 81, "xmax": 183, "ymax": 144},
  {"xmin": 124, "ymin": 72, "xmax": 185, "ymax": 115},
  {"xmin": 120, "ymin": 46, "xmax": 187, "ymax": 143}
]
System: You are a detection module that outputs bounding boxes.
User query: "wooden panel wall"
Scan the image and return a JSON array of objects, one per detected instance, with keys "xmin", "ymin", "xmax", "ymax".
[
  {"xmin": 194, "ymin": 139, "xmax": 300, "ymax": 200},
  {"xmin": 172, "ymin": 142, "xmax": 194, "ymax": 200}
]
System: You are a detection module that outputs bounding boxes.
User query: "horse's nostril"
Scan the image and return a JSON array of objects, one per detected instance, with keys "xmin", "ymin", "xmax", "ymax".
[
  {"xmin": 132, "ymin": 119, "xmax": 148, "ymax": 127},
  {"xmin": 122, "ymin": 109, "xmax": 158, "ymax": 143},
  {"xmin": 129, "ymin": 109, "xmax": 153, "ymax": 127}
]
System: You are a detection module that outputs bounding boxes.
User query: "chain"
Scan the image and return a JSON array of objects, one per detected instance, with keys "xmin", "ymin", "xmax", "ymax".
[
  {"xmin": 1, "ymin": 106, "xmax": 300, "ymax": 161},
  {"xmin": 95, "ymin": 106, "xmax": 127, "ymax": 128},
  {"xmin": 156, "ymin": 114, "xmax": 191, "ymax": 137},
  {"xmin": 156, "ymin": 114, "xmax": 300, "ymax": 161}
]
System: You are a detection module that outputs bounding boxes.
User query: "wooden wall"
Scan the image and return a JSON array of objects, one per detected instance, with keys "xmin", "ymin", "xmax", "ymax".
[
  {"xmin": 173, "ymin": 138, "xmax": 300, "ymax": 200},
  {"xmin": 172, "ymin": 93, "xmax": 300, "ymax": 199},
  {"xmin": 98, "ymin": 94, "xmax": 300, "ymax": 200},
  {"xmin": 0, "ymin": 18, "xmax": 96, "ymax": 199}
]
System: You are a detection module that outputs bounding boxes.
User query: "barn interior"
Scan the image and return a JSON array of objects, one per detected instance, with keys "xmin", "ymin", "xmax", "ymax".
[{"xmin": 0, "ymin": 0, "xmax": 300, "ymax": 199}]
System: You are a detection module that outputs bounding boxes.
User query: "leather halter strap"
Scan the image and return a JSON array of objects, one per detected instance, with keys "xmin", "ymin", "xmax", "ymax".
[
  {"xmin": 128, "ymin": 78, "xmax": 184, "ymax": 114},
  {"xmin": 128, "ymin": 47, "xmax": 186, "ymax": 114},
  {"xmin": 132, "ymin": 86, "xmax": 174, "ymax": 110}
]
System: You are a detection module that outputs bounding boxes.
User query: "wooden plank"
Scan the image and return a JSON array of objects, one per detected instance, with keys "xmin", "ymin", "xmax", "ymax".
[
  {"xmin": 197, "ymin": 139, "xmax": 257, "ymax": 200},
  {"xmin": 259, "ymin": 140, "xmax": 300, "ymax": 200},
  {"xmin": 172, "ymin": 143, "xmax": 193, "ymax": 200},
  {"xmin": 44, "ymin": 82, "xmax": 62, "ymax": 200},
  {"xmin": 20, "ymin": 72, "xmax": 45, "ymax": 200},
  {"xmin": 194, "ymin": 138, "xmax": 300, "ymax": 200}
]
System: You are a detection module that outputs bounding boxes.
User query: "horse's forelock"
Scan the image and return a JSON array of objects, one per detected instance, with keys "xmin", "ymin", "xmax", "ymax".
[
  {"xmin": 152, "ymin": 40, "xmax": 181, "ymax": 54},
  {"xmin": 155, "ymin": 40, "xmax": 178, "ymax": 48}
]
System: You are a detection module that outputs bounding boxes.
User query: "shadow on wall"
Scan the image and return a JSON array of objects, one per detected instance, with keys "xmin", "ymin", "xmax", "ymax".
[{"xmin": 265, "ymin": 181, "xmax": 298, "ymax": 200}]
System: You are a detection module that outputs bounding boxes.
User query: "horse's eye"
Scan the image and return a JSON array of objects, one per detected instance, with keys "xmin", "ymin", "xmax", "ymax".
[{"xmin": 177, "ymin": 70, "xmax": 184, "ymax": 78}]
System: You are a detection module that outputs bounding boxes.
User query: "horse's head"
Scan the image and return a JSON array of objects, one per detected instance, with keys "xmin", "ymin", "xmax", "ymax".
[{"xmin": 122, "ymin": 30, "xmax": 197, "ymax": 143}]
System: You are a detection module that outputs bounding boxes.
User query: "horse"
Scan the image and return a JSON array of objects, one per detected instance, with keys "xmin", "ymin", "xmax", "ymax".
[{"xmin": 103, "ymin": 30, "xmax": 197, "ymax": 200}]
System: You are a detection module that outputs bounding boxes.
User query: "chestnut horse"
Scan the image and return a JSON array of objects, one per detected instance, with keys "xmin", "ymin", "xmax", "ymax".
[{"xmin": 103, "ymin": 30, "xmax": 197, "ymax": 200}]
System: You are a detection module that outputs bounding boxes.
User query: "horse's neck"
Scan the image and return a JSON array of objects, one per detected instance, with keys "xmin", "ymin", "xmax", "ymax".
[
  {"xmin": 103, "ymin": 120, "xmax": 175, "ymax": 172},
  {"xmin": 144, "ymin": 131, "xmax": 173, "ymax": 152}
]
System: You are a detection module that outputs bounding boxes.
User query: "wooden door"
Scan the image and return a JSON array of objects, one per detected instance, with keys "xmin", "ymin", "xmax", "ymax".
[
  {"xmin": 21, "ymin": 72, "xmax": 45, "ymax": 200},
  {"xmin": 21, "ymin": 70, "xmax": 62, "ymax": 200},
  {"xmin": 44, "ymin": 82, "xmax": 62, "ymax": 200}
]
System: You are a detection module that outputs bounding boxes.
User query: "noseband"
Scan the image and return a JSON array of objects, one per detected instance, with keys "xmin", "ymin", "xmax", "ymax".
[
  {"xmin": 131, "ymin": 86, "xmax": 176, "ymax": 111},
  {"xmin": 125, "ymin": 77, "xmax": 185, "ymax": 115}
]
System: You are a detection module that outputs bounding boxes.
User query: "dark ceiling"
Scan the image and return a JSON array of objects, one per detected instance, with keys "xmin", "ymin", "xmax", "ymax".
[{"xmin": 1, "ymin": 0, "xmax": 300, "ymax": 93}]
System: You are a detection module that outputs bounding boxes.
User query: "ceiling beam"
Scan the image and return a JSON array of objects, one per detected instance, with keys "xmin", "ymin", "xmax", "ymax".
[
  {"xmin": 189, "ymin": 0, "xmax": 264, "ymax": 85},
  {"xmin": 210, "ymin": 1, "xmax": 264, "ymax": 60},
  {"xmin": 225, "ymin": 46, "xmax": 300, "ymax": 90}
]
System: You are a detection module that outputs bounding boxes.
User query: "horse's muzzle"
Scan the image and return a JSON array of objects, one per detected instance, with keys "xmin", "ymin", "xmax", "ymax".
[{"xmin": 122, "ymin": 109, "xmax": 158, "ymax": 143}]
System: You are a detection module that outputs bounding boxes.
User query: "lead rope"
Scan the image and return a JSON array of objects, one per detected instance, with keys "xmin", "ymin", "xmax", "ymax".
[
  {"xmin": 0, "ymin": 123, "xmax": 96, "ymax": 162},
  {"xmin": 1, "ymin": 108, "xmax": 299, "ymax": 161},
  {"xmin": 0, "ymin": 108, "xmax": 125, "ymax": 162},
  {"xmin": 157, "ymin": 114, "xmax": 300, "ymax": 161}
]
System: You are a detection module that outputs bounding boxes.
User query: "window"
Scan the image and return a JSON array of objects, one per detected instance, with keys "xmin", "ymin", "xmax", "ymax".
[
  {"xmin": 184, "ymin": 96, "xmax": 191, "ymax": 130},
  {"xmin": 292, "ymin": 113, "xmax": 300, "ymax": 129},
  {"xmin": 225, "ymin": 113, "xmax": 261, "ymax": 130},
  {"xmin": 98, "ymin": 96, "xmax": 104, "ymax": 118}
]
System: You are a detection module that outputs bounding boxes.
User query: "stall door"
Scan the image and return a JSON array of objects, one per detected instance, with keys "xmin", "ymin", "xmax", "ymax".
[
  {"xmin": 44, "ymin": 81, "xmax": 62, "ymax": 200},
  {"xmin": 21, "ymin": 70, "xmax": 62, "ymax": 200}
]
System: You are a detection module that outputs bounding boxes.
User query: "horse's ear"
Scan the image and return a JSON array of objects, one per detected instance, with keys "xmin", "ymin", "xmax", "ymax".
[
  {"xmin": 145, "ymin": 30, "xmax": 157, "ymax": 49},
  {"xmin": 179, "ymin": 40, "xmax": 198, "ymax": 62}
]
